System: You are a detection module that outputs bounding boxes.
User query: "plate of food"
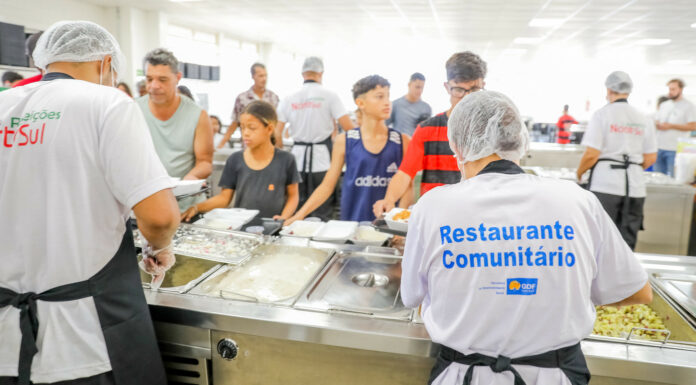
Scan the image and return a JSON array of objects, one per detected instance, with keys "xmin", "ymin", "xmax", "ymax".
[{"xmin": 384, "ymin": 208, "xmax": 410, "ymax": 232}]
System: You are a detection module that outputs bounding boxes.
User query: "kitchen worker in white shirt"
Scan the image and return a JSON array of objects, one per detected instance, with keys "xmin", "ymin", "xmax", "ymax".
[
  {"xmin": 275, "ymin": 56, "xmax": 355, "ymax": 220},
  {"xmin": 654, "ymin": 78, "xmax": 696, "ymax": 176},
  {"xmin": 0, "ymin": 21, "xmax": 180, "ymax": 385},
  {"xmin": 402, "ymin": 90, "xmax": 652, "ymax": 385},
  {"xmin": 576, "ymin": 71, "xmax": 657, "ymax": 250}
]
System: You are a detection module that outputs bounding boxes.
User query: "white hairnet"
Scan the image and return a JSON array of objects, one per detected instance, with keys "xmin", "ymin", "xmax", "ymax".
[
  {"xmin": 302, "ymin": 56, "xmax": 324, "ymax": 73},
  {"xmin": 605, "ymin": 71, "xmax": 633, "ymax": 93},
  {"xmin": 447, "ymin": 90, "xmax": 529, "ymax": 163},
  {"xmin": 33, "ymin": 20, "xmax": 125, "ymax": 75}
]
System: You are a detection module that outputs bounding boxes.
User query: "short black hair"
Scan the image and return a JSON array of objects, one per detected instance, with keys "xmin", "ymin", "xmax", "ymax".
[
  {"xmin": 2, "ymin": 71, "xmax": 23, "ymax": 84},
  {"xmin": 563, "ymin": 104, "xmax": 569, "ymax": 111},
  {"xmin": 410, "ymin": 72, "xmax": 425, "ymax": 82},
  {"xmin": 352, "ymin": 75, "xmax": 390, "ymax": 100},
  {"xmin": 251, "ymin": 63, "xmax": 266, "ymax": 76},
  {"xmin": 446, "ymin": 51, "xmax": 487, "ymax": 82},
  {"xmin": 143, "ymin": 48, "xmax": 179, "ymax": 74}
]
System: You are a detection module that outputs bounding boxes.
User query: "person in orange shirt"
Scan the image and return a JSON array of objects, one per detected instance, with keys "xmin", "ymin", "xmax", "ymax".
[{"xmin": 556, "ymin": 104, "xmax": 578, "ymax": 144}]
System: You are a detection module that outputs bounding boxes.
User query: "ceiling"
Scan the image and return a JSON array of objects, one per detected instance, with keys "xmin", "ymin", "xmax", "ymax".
[{"xmin": 82, "ymin": 0, "xmax": 696, "ymax": 65}]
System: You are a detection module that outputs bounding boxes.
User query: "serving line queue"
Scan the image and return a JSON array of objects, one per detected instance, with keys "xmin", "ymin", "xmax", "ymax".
[{"xmin": 0, "ymin": 18, "xmax": 673, "ymax": 385}]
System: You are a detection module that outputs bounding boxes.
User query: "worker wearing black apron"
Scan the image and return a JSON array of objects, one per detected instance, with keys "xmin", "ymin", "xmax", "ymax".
[
  {"xmin": 402, "ymin": 90, "xmax": 652, "ymax": 385},
  {"xmin": 0, "ymin": 21, "xmax": 180, "ymax": 384},
  {"xmin": 577, "ymin": 71, "xmax": 658, "ymax": 250},
  {"xmin": 276, "ymin": 57, "xmax": 355, "ymax": 221}
]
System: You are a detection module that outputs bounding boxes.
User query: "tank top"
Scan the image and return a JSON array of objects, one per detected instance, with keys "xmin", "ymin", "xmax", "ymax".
[
  {"xmin": 341, "ymin": 128, "xmax": 403, "ymax": 222},
  {"xmin": 136, "ymin": 95, "xmax": 201, "ymax": 179}
]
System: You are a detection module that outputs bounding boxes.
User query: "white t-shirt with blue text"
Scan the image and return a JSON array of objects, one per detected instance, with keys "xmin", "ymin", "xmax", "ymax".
[{"xmin": 402, "ymin": 170, "xmax": 647, "ymax": 385}]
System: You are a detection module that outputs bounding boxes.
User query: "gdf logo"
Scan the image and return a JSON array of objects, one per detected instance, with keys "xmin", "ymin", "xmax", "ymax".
[
  {"xmin": 355, "ymin": 176, "xmax": 391, "ymax": 187},
  {"xmin": 506, "ymin": 278, "xmax": 538, "ymax": 295}
]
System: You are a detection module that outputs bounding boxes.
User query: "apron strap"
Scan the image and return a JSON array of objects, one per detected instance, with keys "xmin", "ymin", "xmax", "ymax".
[
  {"xmin": 432, "ymin": 343, "xmax": 589, "ymax": 385},
  {"xmin": 295, "ymin": 136, "xmax": 333, "ymax": 198},
  {"xmin": 588, "ymin": 155, "xmax": 642, "ymax": 229},
  {"xmin": 0, "ymin": 280, "xmax": 92, "ymax": 385}
]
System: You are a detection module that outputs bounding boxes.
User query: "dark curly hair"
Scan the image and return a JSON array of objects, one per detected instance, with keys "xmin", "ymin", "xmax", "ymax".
[{"xmin": 352, "ymin": 75, "xmax": 390, "ymax": 100}]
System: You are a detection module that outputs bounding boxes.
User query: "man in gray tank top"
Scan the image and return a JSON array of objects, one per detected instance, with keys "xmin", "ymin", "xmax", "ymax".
[{"xmin": 136, "ymin": 48, "xmax": 213, "ymax": 210}]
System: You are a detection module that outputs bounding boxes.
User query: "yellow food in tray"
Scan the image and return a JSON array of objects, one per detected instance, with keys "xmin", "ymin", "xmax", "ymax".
[
  {"xmin": 392, "ymin": 210, "xmax": 411, "ymax": 222},
  {"xmin": 593, "ymin": 304, "xmax": 667, "ymax": 340}
]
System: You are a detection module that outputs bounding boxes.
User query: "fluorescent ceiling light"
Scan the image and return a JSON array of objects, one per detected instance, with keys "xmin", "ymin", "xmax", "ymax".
[
  {"xmin": 513, "ymin": 37, "xmax": 544, "ymax": 45},
  {"xmin": 529, "ymin": 18, "xmax": 565, "ymax": 27},
  {"xmin": 636, "ymin": 38, "xmax": 671, "ymax": 46},
  {"xmin": 666, "ymin": 59, "xmax": 693, "ymax": 65},
  {"xmin": 691, "ymin": 23, "xmax": 696, "ymax": 28},
  {"xmin": 501, "ymin": 48, "xmax": 528, "ymax": 55}
]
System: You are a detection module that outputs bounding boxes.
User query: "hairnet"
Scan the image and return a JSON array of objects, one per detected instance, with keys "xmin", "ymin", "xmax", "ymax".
[
  {"xmin": 33, "ymin": 20, "xmax": 125, "ymax": 75},
  {"xmin": 447, "ymin": 90, "xmax": 529, "ymax": 163},
  {"xmin": 605, "ymin": 71, "xmax": 633, "ymax": 93},
  {"xmin": 302, "ymin": 56, "xmax": 324, "ymax": 73}
]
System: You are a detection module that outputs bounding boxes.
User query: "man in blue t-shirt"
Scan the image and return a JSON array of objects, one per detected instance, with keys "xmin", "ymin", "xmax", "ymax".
[{"xmin": 386, "ymin": 72, "xmax": 432, "ymax": 136}]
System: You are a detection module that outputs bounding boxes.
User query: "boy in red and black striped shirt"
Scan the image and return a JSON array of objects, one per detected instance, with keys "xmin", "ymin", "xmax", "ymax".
[{"xmin": 373, "ymin": 51, "xmax": 488, "ymax": 217}]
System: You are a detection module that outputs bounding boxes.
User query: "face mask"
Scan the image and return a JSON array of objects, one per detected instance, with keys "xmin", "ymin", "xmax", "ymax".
[{"xmin": 99, "ymin": 58, "xmax": 116, "ymax": 87}]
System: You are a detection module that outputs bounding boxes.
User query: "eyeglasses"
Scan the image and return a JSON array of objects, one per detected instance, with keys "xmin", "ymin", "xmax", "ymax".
[{"xmin": 447, "ymin": 83, "xmax": 483, "ymax": 97}]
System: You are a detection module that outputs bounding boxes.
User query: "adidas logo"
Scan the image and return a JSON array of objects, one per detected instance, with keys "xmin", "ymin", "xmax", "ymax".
[
  {"xmin": 386, "ymin": 162, "xmax": 398, "ymax": 173},
  {"xmin": 355, "ymin": 176, "xmax": 392, "ymax": 187}
]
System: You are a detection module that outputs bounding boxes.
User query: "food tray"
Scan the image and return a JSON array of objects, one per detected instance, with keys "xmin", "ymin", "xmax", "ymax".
[
  {"xmin": 172, "ymin": 179, "xmax": 206, "ymax": 197},
  {"xmin": 193, "ymin": 217, "xmax": 245, "ymax": 231},
  {"xmin": 205, "ymin": 208, "xmax": 259, "ymax": 224},
  {"xmin": 279, "ymin": 220, "xmax": 326, "ymax": 238},
  {"xmin": 384, "ymin": 208, "xmax": 409, "ymax": 232},
  {"xmin": 312, "ymin": 220, "xmax": 358, "ymax": 242},
  {"xmin": 350, "ymin": 225, "xmax": 392, "ymax": 246},
  {"xmin": 170, "ymin": 224, "xmax": 263, "ymax": 265},
  {"xmin": 138, "ymin": 254, "xmax": 222, "ymax": 293},
  {"xmin": 189, "ymin": 244, "xmax": 333, "ymax": 306}
]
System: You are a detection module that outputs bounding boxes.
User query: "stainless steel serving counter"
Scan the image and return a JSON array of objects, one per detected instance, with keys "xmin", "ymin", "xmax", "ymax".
[
  {"xmin": 526, "ymin": 167, "xmax": 696, "ymax": 256},
  {"xmin": 520, "ymin": 142, "xmax": 586, "ymax": 168},
  {"xmin": 145, "ymin": 249, "xmax": 696, "ymax": 385}
]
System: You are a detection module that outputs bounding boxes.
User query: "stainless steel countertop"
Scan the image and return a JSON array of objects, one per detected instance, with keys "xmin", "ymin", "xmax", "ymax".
[{"xmin": 146, "ymin": 252, "xmax": 696, "ymax": 381}]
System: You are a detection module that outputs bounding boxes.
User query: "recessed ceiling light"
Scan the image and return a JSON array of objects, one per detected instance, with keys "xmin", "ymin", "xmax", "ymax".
[
  {"xmin": 513, "ymin": 37, "xmax": 544, "ymax": 45},
  {"xmin": 666, "ymin": 59, "xmax": 693, "ymax": 65},
  {"xmin": 501, "ymin": 48, "xmax": 528, "ymax": 55},
  {"xmin": 636, "ymin": 38, "xmax": 671, "ymax": 46},
  {"xmin": 529, "ymin": 18, "xmax": 565, "ymax": 28}
]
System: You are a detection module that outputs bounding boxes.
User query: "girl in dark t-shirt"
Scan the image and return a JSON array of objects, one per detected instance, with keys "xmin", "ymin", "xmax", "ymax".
[{"xmin": 181, "ymin": 101, "xmax": 299, "ymax": 220}]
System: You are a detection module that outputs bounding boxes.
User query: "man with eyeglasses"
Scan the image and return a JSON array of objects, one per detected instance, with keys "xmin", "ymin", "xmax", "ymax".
[{"xmin": 373, "ymin": 51, "xmax": 486, "ymax": 217}]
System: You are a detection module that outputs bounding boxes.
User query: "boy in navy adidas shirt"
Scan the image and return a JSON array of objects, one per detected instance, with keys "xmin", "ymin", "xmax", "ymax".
[{"xmin": 285, "ymin": 75, "xmax": 411, "ymax": 223}]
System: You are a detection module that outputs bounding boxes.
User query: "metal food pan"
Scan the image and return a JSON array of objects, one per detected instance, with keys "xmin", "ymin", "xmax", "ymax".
[
  {"xmin": 188, "ymin": 244, "xmax": 333, "ymax": 307},
  {"xmin": 138, "ymin": 254, "xmax": 222, "ymax": 293},
  {"xmin": 295, "ymin": 250, "xmax": 413, "ymax": 321}
]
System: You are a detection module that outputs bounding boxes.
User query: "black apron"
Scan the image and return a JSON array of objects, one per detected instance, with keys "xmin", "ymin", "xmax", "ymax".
[
  {"xmin": 427, "ymin": 160, "xmax": 590, "ymax": 385},
  {"xmin": 587, "ymin": 154, "xmax": 643, "ymax": 231},
  {"xmin": 0, "ymin": 227, "xmax": 166, "ymax": 385},
  {"xmin": 295, "ymin": 135, "xmax": 333, "ymax": 198},
  {"xmin": 428, "ymin": 343, "xmax": 590, "ymax": 385}
]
